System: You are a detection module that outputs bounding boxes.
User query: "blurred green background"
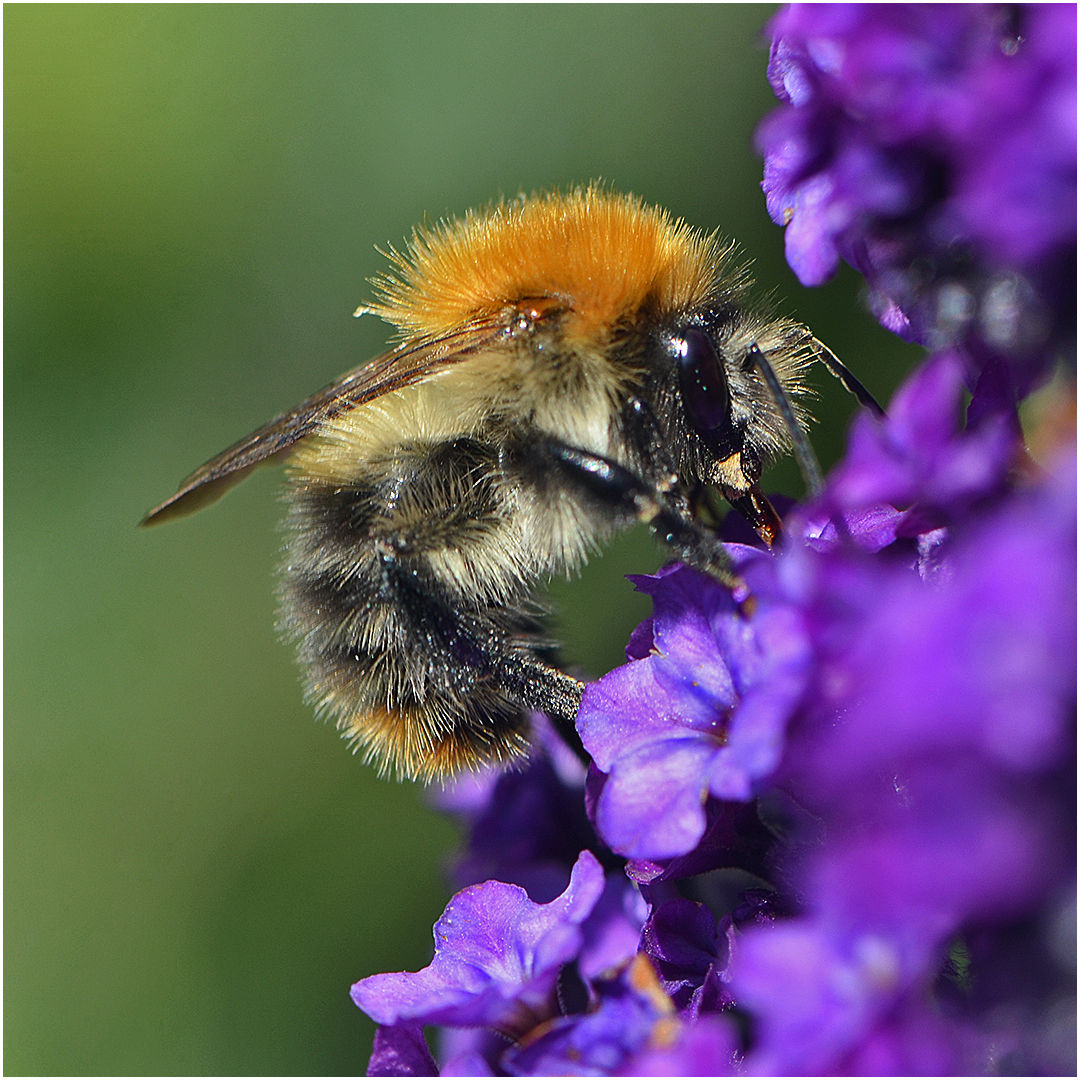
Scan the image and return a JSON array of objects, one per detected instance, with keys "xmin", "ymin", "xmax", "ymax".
[{"xmin": 6, "ymin": 6, "xmax": 922, "ymax": 1075}]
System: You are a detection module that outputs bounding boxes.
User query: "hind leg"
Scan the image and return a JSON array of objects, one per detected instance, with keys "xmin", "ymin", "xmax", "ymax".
[{"xmin": 280, "ymin": 435, "xmax": 582, "ymax": 780}]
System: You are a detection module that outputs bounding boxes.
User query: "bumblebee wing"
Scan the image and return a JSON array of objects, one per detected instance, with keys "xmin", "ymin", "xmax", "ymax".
[{"xmin": 141, "ymin": 321, "xmax": 506, "ymax": 526}]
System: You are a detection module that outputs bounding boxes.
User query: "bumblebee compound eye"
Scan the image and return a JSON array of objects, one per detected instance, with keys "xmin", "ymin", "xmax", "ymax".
[{"xmin": 672, "ymin": 327, "xmax": 733, "ymax": 456}]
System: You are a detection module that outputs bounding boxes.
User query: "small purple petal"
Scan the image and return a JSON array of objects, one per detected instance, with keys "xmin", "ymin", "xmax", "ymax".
[
  {"xmin": 351, "ymin": 851, "xmax": 605, "ymax": 1034},
  {"xmin": 824, "ymin": 351, "xmax": 1019, "ymax": 521},
  {"xmin": 579, "ymin": 565, "xmax": 810, "ymax": 860},
  {"xmin": 578, "ymin": 873, "xmax": 649, "ymax": 982},
  {"xmin": 641, "ymin": 899, "xmax": 731, "ymax": 1015},
  {"xmin": 439, "ymin": 1051, "xmax": 495, "ymax": 1077},
  {"xmin": 625, "ymin": 616, "xmax": 656, "ymax": 661},
  {"xmin": 783, "ymin": 174, "xmax": 845, "ymax": 287},
  {"xmin": 597, "ymin": 738, "xmax": 716, "ymax": 860},
  {"xmin": 627, "ymin": 1015, "xmax": 741, "ymax": 1076},
  {"xmin": 367, "ymin": 1024, "xmax": 438, "ymax": 1078},
  {"xmin": 799, "ymin": 504, "xmax": 905, "ymax": 553},
  {"xmin": 625, "ymin": 799, "xmax": 773, "ymax": 886},
  {"xmin": 502, "ymin": 957, "xmax": 675, "ymax": 1077}
]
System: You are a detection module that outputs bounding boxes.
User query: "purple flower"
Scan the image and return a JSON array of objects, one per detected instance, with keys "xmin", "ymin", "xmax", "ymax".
[
  {"xmin": 758, "ymin": 4, "xmax": 1076, "ymax": 396},
  {"xmin": 730, "ymin": 920, "xmax": 963, "ymax": 1076},
  {"xmin": 820, "ymin": 350, "xmax": 1019, "ymax": 526},
  {"xmin": 640, "ymin": 899, "xmax": 734, "ymax": 1018},
  {"xmin": 577, "ymin": 563, "xmax": 811, "ymax": 860},
  {"xmin": 501, "ymin": 955, "xmax": 678, "ymax": 1077},
  {"xmin": 352, "ymin": 850, "xmax": 605, "ymax": 1040},
  {"xmin": 724, "ymin": 454, "xmax": 1076, "ymax": 1075},
  {"xmin": 430, "ymin": 715, "xmax": 596, "ymax": 903},
  {"xmin": 789, "ymin": 455, "xmax": 1076, "ymax": 806},
  {"xmin": 349, "ymin": 11, "xmax": 1075, "ymax": 1075}
]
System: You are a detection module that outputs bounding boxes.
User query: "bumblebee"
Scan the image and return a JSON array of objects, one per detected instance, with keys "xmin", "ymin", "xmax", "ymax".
[{"xmin": 144, "ymin": 187, "xmax": 876, "ymax": 781}]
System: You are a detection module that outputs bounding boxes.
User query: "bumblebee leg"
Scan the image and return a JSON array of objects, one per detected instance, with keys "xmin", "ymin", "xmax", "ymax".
[
  {"xmin": 282, "ymin": 435, "xmax": 584, "ymax": 779},
  {"xmin": 538, "ymin": 440, "xmax": 741, "ymax": 589},
  {"xmin": 629, "ymin": 388, "xmax": 784, "ymax": 549},
  {"xmin": 725, "ymin": 487, "xmax": 784, "ymax": 549},
  {"xmin": 744, "ymin": 343, "xmax": 823, "ymax": 496},
  {"xmin": 372, "ymin": 554, "xmax": 584, "ymax": 721},
  {"xmin": 378, "ymin": 553, "xmax": 589, "ymax": 764},
  {"xmin": 622, "ymin": 392, "xmax": 782, "ymax": 550},
  {"xmin": 490, "ymin": 652, "xmax": 589, "ymax": 765}
]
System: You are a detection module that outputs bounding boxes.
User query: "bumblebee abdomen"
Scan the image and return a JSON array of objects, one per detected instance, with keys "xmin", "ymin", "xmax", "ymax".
[{"xmin": 279, "ymin": 395, "xmax": 597, "ymax": 779}]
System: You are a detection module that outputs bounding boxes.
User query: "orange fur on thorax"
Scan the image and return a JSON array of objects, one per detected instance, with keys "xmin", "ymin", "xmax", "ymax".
[{"xmin": 366, "ymin": 186, "xmax": 729, "ymax": 344}]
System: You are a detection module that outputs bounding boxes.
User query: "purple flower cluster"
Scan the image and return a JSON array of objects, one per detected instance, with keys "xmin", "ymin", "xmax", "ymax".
[
  {"xmin": 350, "ymin": 6, "xmax": 1074, "ymax": 1074},
  {"xmin": 758, "ymin": 3, "xmax": 1076, "ymax": 405}
]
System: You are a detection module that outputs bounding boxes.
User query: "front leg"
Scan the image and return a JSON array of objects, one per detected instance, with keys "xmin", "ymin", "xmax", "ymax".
[{"xmin": 536, "ymin": 439, "xmax": 742, "ymax": 589}]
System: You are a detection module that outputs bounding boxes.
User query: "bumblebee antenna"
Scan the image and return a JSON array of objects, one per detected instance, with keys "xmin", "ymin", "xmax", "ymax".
[
  {"xmin": 746, "ymin": 343, "xmax": 824, "ymax": 497},
  {"xmin": 811, "ymin": 337, "xmax": 886, "ymax": 417}
]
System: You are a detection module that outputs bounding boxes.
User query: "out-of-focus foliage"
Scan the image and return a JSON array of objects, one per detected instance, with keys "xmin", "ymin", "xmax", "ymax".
[{"xmin": 5, "ymin": 6, "xmax": 920, "ymax": 1074}]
